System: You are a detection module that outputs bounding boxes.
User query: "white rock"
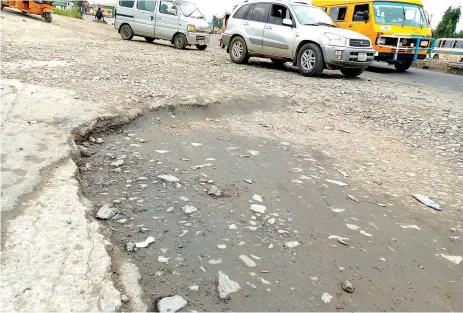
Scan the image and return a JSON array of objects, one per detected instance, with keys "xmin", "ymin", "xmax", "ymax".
[
  {"xmin": 166, "ymin": 206, "xmax": 174, "ymax": 213},
  {"xmin": 441, "ymin": 254, "xmax": 462, "ymax": 264},
  {"xmin": 191, "ymin": 143, "xmax": 203, "ymax": 146},
  {"xmin": 284, "ymin": 241, "xmax": 300, "ymax": 248},
  {"xmin": 248, "ymin": 150, "xmax": 260, "ymax": 156},
  {"xmin": 155, "ymin": 150, "xmax": 169, "ymax": 154},
  {"xmin": 158, "ymin": 174, "xmax": 180, "ymax": 182},
  {"xmin": 400, "ymin": 224, "xmax": 421, "ymax": 230},
  {"xmin": 217, "ymin": 244, "xmax": 227, "ymax": 250},
  {"xmin": 96, "ymin": 204, "xmax": 115, "ymax": 220},
  {"xmin": 267, "ymin": 218, "xmax": 276, "ymax": 225},
  {"xmin": 158, "ymin": 256, "xmax": 170, "ymax": 263},
  {"xmin": 157, "ymin": 295, "xmax": 188, "ymax": 313},
  {"xmin": 332, "ymin": 208, "xmax": 345, "ymax": 213},
  {"xmin": 360, "ymin": 230, "xmax": 372, "ymax": 237},
  {"xmin": 136, "ymin": 236, "xmax": 155, "ymax": 248},
  {"xmin": 188, "ymin": 285, "xmax": 199, "ymax": 292},
  {"xmin": 217, "ymin": 271, "xmax": 241, "ymax": 299},
  {"xmin": 325, "ymin": 179, "xmax": 348, "ymax": 186},
  {"xmin": 252, "ymin": 194, "xmax": 263, "ymax": 202},
  {"xmin": 110, "ymin": 159, "xmax": 124, "ymax": 167},
  {"xmin": 268, "ymin": 243, "xmax": 274, "ymax": 249},
  {"xmin": 346, "ymin": 224, "xmax": 360, "ymax": 231},
  {"xmin": 179, "ymin": 196, "xmax": 189, "ymax": 201},
  {"xmin": 208, "ymin": 258, "xmax": 222, "ymax": 265},
  {"xmin": 321, "ymin": 292, "xmax": 333, "ymax": 304},
  {"xmin": 258, "ymin": 277, "xmax": 271, "ymax": 285},
  {"xmin": 229, "ymin": 224, "xmax": 237, "ymax": 230},
  {"xmin": 250, "ymin": 204, "xmax": 266, "ymax": 214},
  {"xmin": 239, "ymin": 255, "xmax": 257, "ymax": 267},
  {"xmin": 96, "ymin": 137, "xmax": 104, "ymax": 144},
  {"xmin": 251, "ymin": 254, "xmax": 261, "ymax": 260},
  {"xmin": 182, "ymin": 205, "xmax": 197, "ymax": 214}
]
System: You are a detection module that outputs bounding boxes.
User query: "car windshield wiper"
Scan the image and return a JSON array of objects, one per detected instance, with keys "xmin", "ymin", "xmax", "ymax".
[{"xmin": 304, "ymin": 22, "xmax": 336, "ymax": 27}]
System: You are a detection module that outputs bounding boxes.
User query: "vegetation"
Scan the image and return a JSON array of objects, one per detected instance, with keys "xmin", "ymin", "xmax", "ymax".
[
  {"xmin": 212, "ymin": 15, "xmax": 224, "ymax": 29},
  {"xmin": 432, "ymin": 6, "xmax": 462, "ymax": 38},
  {"xmin": 53, "ymin": 8, "xmax": 82, "ymax": 19}
]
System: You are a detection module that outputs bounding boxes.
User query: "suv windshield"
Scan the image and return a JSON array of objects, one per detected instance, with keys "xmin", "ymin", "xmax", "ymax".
[
  {"xmin": 373, "ymin": 1, "xmax": 429, "ymax": 27},
  {"xmin": 177, "ymin": 0, "xmax": 204, "ymax": 18},
  {"xmin": 291, "ymin": 5, "xmax": 336, "ymax": 26}
]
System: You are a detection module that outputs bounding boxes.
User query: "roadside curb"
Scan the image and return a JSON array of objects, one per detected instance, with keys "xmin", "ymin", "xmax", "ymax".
[{"xmin": 413, "ymin": 59, "xmax": 463, "ymax": 76}]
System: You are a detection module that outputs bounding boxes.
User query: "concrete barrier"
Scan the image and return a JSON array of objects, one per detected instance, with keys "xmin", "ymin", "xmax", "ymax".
[{"xmin": 413, "ymin": 59, "xmax": 463, "ymax": 75}]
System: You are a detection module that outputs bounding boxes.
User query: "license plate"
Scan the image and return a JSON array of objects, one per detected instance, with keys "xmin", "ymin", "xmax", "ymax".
[
  {"xmin": 198, "ymin": 40, "xmax": 205, "ymax": 45},
  {"xmin": 358, "ymin": 53, "xmax": 367, "ymax": 61}
]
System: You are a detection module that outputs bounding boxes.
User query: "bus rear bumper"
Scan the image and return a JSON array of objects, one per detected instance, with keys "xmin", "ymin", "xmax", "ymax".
[{"xmin": 375, "ymin": 52, "xmax": 427, "ymax": 63}]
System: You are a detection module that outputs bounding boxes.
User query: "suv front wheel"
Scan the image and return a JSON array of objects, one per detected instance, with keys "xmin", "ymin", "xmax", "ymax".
[
  {"xmin": 229, "ymin": 37, "xmax": 249, "ymax": 64},
  {"xmin": 297, "ymin": 43, "xmax": 324, "ymax": 77}
]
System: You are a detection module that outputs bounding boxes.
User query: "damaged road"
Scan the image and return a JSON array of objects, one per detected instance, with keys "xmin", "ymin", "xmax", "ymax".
[{"xmin": 79, "ymin": 99, "xmax": 462, "ymax": 311}]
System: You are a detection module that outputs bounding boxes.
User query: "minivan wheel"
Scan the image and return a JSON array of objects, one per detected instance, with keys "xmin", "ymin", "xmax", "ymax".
[
  {"xmin": 173, "ymin": 33, "xmax": 187, "ymax": 49},
  {"xmin": 229, "ymin": 37, "xmax": 249, "ymax": 64},
  {"xmin": 340, "ymin": 68, "xmax": 365, "ymax": 78},
  {"xmin": 144, "ymin": 37, "xmax": 155, "ymax": 43},
  {"xmin": 297, "ymin": 43, "xmax": 324, "ymax": 77},
  {"xmin": 120, "ymin": 24, "xmax": 134, "ymax": 40},
  {"xmin": 433, "ymin": 54, "xmax": 439, "ymax": 59},
  {"xmin": 394, "ymin": 60, "xmax": 413, "ymax": 72},
  {"xmin": 196, "ymin": 44, "xmax": 207, "ymax": 50}
]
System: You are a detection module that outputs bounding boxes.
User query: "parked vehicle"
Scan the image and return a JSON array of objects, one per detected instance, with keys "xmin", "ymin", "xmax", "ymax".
[
  {"xmin": 222, "ymin": 0, "xmax": 375, "ymax": 77},
  {"xmin": 312, "ymin": 0, "xmax": 435, "ymax": 72},
  {"xmin": 114, "ymin": 0, "xmax": 210, "ymax": 50},
  {"xmin": 1, "ymin": 0, "xmax": 53, "ymax": 23},
  {"xmin": 432, "ymin": 38, "xmax": 463, "ymax": 63}
]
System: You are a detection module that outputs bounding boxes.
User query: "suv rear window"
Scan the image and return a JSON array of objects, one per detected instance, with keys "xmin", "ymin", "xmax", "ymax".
[
  {"xmin": 119, "ymin": 0, "xmax": 135, "ymax": 8},
  {"xmin": 234, "ymin": 4, "xmax": 251, "ymax": 19},
  {"xmin": 246, "ymin": 3, "xmax": 270, "ymax": 23}
]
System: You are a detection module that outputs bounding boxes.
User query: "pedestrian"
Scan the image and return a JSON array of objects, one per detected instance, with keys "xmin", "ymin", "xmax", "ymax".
[{"xmin": 95, "ymin": 7, "xmax": 104, "ymax": 23}]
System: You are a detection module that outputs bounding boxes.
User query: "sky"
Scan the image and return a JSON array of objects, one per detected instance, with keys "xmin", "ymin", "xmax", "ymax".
[{"xmin": 92, "ymin": 0, "xmax": 463, "ymax": 30}]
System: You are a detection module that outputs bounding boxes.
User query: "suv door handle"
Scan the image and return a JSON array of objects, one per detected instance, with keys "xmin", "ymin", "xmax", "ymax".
[
  {"xmin": 157, "ymin": 17, "xmax": 161, "ymax": 21},
  {"xmin": 151, "ymin": 16, "xmax": 154, "ymax": 20},
  {"xmin": 265, "ymin": 25, "xmax": 272, "ymax": 29},
  {"xmin": 243, "ymin": 22, "xmax": 249, "ymax": 26}
]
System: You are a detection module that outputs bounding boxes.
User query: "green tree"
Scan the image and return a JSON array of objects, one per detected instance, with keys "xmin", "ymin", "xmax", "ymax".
[
  {"xmin": 212, "ymin": 15, "xmax": 224, "ymax": 29},
  {"xmin": 433, "ymin": 6, "xmax": 461, "ymax": 38}
]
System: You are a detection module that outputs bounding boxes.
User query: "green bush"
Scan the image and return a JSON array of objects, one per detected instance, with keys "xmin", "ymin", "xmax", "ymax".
[{"xmin": 53, "ymin": 8, "xmax": 82, "ymax": 19}]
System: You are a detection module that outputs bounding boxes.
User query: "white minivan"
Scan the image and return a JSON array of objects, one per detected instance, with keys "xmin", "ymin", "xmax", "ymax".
[{"xmin": 114, "ymin": 0, "xmax": 211, "ymax": 50}]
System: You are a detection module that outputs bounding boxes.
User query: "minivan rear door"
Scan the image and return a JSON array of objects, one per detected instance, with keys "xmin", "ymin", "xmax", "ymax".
[
  {"xmin": 133, "ymin": 0, "xmax": 156, "ymax": 37},
  {"xmin": 241, "ymin": 3, "xmax": 271, "ymax": 53}
]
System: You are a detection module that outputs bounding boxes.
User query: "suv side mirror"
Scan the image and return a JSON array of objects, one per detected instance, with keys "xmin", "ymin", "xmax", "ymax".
[
  {"xmin": 282, "ymin": 18, "xmax": 292, "ymax": 27},
  {"xmin": 170, "ymin": 6, "xmax": 178, "ymax": 15}
]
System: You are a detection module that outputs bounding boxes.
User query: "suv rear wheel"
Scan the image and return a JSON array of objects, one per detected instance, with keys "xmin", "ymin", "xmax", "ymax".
[
  {"xmin": 229, "ymin": 37, "xmax": 249, "ymax": 64},
  {"xmin": 120, "ymin": 24, "xmax": 134, "ymax": 40},
  {"xmin": 297, "ymin": 43, "xmax": 324, "ymax": 77},
  {"xmin": 340, "ymin": 68, "xmax": 365, "ymax": 78}
]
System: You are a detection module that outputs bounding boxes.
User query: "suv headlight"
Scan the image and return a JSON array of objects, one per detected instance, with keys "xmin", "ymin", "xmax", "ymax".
[
  {"xmin": 325, "ymin": 33, "xmax": 347, "ymax": 46},
  {"xmin": 187, "ymin": 24, "xmax": 196, "ymax": 32}
]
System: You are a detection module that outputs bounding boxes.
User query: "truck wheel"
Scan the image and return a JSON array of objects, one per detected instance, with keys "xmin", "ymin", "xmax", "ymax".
[
  {"xmin": 394, "ymin": 61, "xmax": 413, "ymax": 72},
  {"xmin": 297, "ymin": 43, "xmax": 324, "ymax": 77},
  {"xmin": 229, "ymin": 36, "xmax": 249, "ymax": 64},
  {"xmin": 43, "ymin": 12, "xmax": 52, "ymax": 23},
  {"xmin": 144, "ymin": 37, "xmax": 155, "ymax": 43},
  {"xmin": 173, "ymin": 33, "xmax": 187, "ymax": 49},
  {"xmin": 340, "ymin": 68, "xmax": 365, "ymax": 78},
  {"xmin": 196, "ymin": 44, "xmax": 207, "ymax": 50},
  {"xmin": 433, "ymin": 54, "xmax": 439, "ymax": 59},
  {"xmin": 120, "ymin": 24, "xmax": 134, "ymax": 40},
  {"xmin": 271, "ymin": 58, "xmax": 287, "ymax": 66}
]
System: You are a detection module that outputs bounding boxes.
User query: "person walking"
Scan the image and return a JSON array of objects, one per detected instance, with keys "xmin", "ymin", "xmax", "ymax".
[{"xmin": 95, "ymin": 7, "xmax": 105, "ymax": 23}]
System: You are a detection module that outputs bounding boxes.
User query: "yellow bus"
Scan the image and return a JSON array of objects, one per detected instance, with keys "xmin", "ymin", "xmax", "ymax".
[
  {"xmin": 432, "ymin": 38, "xmax": 463, "ymax": 63},
  {"xmin": 312, "ymin": 0, "xmax": 435, "ymax": 72}
]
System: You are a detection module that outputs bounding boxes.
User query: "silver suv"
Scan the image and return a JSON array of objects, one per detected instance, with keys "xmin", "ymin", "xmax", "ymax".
[{"xmin": 222, "ymin": 0, "xmax": 375, "ymax": 77}]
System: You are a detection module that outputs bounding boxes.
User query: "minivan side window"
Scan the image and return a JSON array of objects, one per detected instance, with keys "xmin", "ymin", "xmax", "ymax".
[
  {"xmin": 329, "ymin": 6, "xmax": 347, "ymax": 22},
  {"xmin": 137, "ymin": 0, "xmax": 156, "ymax": 11},
  {"xmin": 353, "ymin": 4, "xmax": 369, "ymax": 22},
  {"xmin": 119, "ymin": 0, "xmax": 135, "ymax": 8},
  {"xmin": 246, "ymin": 3, "xmax": 270, "ymax": 23},
  {"xmin": 159, "ymin": 0, "xmax": 177, "ymax": 15},
  {"xmin": 234, "ymin": 4, "xmax": 251, "ymax": 19}
]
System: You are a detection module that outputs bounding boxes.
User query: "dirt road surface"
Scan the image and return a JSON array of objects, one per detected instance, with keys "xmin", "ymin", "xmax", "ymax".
[{"xmin": 1, "ymin": 11, "xmax": 462, "ymax": 312}]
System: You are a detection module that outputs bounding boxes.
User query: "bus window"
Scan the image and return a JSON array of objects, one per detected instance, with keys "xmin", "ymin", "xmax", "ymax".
[
  {"xmin": 456, "ymin": 40, "xmax": 463, "ymax": 49},
  {"xmin": 353, "ymin": 4, "xmax": 369, "ymax": 22},
  {"xmin": 329, "ymin": 6, "xmax": 347, "ymax": 22}
]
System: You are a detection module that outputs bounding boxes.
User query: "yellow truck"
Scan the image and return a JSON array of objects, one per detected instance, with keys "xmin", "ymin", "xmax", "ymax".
[{"xmin": 312, "ymin": 0, "xmax": 435, "ymax": 71}]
